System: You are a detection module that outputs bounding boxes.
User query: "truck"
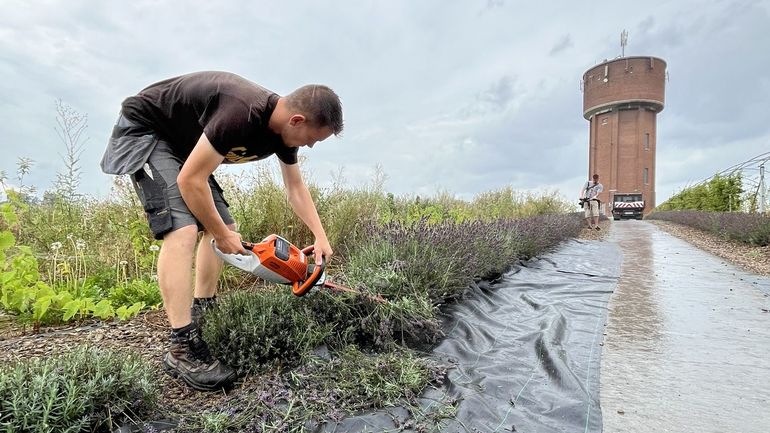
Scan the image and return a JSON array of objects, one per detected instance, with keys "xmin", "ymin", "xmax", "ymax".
[{"xmin": 612, "ymin": 193, "xmax": 645, "ymax": 220}]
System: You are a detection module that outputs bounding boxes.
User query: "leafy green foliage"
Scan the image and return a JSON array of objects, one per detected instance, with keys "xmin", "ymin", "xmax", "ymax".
[
  {"xmin": 0, "ymin": 346, "xmax": 158, "ymax": 433},
  {"xmin": 0, "ymin": 193, "xmax": 150, "ymax": 326},
  {"xmin": 108, "ymin": 277, "xmax": 162, "ymax": 308},
  {"xmin": 657, "ymin": 173, "xmax": 743, "ymax": 211}
]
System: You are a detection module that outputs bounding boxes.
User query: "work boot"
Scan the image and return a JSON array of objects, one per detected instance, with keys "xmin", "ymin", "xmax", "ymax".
[
  {"xmin": 163, "ymin": 324, "xmax": 236, "ymax": 391},
  {"xmin": 191, "ymin": 296, "xmax": 217, "ymax": 328}
]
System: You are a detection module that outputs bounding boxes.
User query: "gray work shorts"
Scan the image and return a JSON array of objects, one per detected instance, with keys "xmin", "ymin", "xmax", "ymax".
[
  {"xmin": 131, "ymin": 141, "xmax": 235, "ymax": 240},
  {"xmin": 107, "ymin": 115, "xmax": 234, "ymax": 240}
]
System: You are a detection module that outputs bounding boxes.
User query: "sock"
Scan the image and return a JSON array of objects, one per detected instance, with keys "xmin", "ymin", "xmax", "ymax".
[
  {"xmin": 193, "ymin": 296, "xmax": 217, "ymax": 309},
  {"xmin": 171, "ymin": 322, "xmax": 196, "ymax": 338}
]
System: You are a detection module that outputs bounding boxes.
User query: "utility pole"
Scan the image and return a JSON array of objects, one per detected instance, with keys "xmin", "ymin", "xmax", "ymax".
[
  {"xmin": 621, "ymin": 30, "xmax": 628, "ymax": 57},
  {"xmin": 759, "ymin": 163, "xmax": 765, "ymax": 214}
]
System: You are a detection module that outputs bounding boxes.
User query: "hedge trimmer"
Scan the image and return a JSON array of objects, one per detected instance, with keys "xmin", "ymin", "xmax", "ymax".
[{"xmin": 212, "ymin": 234, "xmax": 384, "ymax": 302}]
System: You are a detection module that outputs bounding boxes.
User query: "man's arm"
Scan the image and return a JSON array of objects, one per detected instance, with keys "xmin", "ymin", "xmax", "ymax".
[
  {"xmin": 178, "ymin": 133, "xmax": 245, "ymax": 254},
  {"xmin": 279, "ymin": 160, "xmax": 333, "ymax": 260}
]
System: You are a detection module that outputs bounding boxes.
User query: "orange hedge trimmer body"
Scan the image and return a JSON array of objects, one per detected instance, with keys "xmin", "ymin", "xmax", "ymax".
[{"xmin": 212, "ymin": 234, "xmax": 384, "ymax": 302}]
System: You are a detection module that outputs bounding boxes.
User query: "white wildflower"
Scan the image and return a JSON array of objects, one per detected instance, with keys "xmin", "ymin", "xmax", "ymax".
[
  {"xmin": 149, "ymin": 245, "xmax": 160, "ymax": 252},
  {"xmin": 76, "ymin": 239, "xmax": 86, "ymax": 250},
  {"xmin": 50, "ymin": 242, "xmax": 62, "ymax": 251},
  {"xmin": 119, "ymin": 260, "xmax": 128, "ymax": 266},
  {"xmin": 66, "ymin": 233, "xmax": 74, "ymax": 240},
  {"xmin": 150, "ymin": 274, "xmax": 159, "ymax": 281}
]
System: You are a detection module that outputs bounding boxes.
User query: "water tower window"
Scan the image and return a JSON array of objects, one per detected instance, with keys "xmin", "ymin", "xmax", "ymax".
[
  {"xmin": 644, "ymin": 133, "xmax": 650, "ymax": 150},
  {"xmin": 601, "ymin": 117, "xmax": 608, "ymax": 125},
  {"xmin": 643, "ymin": 168, "xmax": 649, "ymax": 184}
]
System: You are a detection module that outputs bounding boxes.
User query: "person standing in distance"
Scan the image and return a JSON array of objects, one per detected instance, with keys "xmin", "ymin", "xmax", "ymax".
[
  {"xmin": 580, "ymin": 174, "xmax": 604, "ymax": 230},
  {"xmin": 101, "ymin": 71, "xmax": 343, "ymax": 391}
]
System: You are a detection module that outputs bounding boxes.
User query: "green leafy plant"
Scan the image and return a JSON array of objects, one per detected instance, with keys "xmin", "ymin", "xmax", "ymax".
[
  {"xmin": 1, "ymin": 192, "xmax": 148, "ymax": 326},
  {"xmin": 109, "ymin": 277, "xmax": 162, "ymax": 308},
  {"xmin": 0, "ymin": 345, "xmax": 158, "ymax": 432},
  {"xmin": 657, "ymin": 173, "xmax": 744, "ymax": 212}
]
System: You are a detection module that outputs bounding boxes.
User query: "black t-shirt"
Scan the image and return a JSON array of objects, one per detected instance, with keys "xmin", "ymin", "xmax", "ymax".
[{"xmin": 121, "ymin": 71, "xmax": 298, "ymax": 165}]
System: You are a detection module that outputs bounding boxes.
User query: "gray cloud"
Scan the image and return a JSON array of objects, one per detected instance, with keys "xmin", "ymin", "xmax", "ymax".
[
  {"xmin": 1, "ymin": 0, "xmax": 768, "ymax": 208},
  {"xmin": 549, "ymin": 35, "xmax": 573, "ymax": 56}
]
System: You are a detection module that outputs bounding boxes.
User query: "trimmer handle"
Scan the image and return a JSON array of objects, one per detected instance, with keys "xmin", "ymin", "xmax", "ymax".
[{"xmin": 292, "ymin": 245, "xmax": 326, "ymax": 296}]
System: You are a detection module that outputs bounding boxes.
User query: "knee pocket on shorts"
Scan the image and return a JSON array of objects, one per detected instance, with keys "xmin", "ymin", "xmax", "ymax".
[{"xmin": 133, "ymin": 165, "xmax": 173, "ymax": 240}]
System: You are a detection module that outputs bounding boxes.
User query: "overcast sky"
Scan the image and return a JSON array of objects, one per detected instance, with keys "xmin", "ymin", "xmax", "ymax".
[{"xmin": 1, "ymin": 0, "xmax": 769, "ymax": 206}]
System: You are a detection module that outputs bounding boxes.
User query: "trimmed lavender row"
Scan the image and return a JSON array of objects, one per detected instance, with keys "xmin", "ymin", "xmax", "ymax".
[
  {"xmin": 648, "ymin": 210, "xmax": 770, "ymax": 246},
  {"xmin": 341, "ymin": 213, "xmax": 584, "ymax": 306}
]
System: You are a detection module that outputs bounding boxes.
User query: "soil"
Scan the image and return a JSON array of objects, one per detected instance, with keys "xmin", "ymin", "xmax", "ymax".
[
  {"xmin": 576, "ymin": 218, "xmax": 612, "ymax": 241},
  {"xmin": 2, "ymin": 218, "xmax": 767, "ymax": 423}
]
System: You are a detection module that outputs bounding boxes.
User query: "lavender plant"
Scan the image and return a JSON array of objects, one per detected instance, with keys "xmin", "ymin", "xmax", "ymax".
[
  {"xmin": 0, "ymin": 346, "xmax": 157, "ymax": 432},
  {"xmin": 648, "ymin": 210, "xmax": 770, "ymax": 246}
]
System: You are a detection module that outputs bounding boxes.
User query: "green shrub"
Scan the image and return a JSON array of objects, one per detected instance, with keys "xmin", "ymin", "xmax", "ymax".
[
  {"xmin": 204, "ymin": 289, "xmax": 333, "ymax": 373},
  {"xmin": 657, "ymin": 173, "xmax": 744, "ymax": 212},
  {"xmin": 0, "ymin": 346, "xmax": 158, "ymax": 433}
]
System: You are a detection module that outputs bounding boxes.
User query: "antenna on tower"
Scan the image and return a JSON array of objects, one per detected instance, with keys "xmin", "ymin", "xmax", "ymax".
[{"xmin": 621, "ymin": 30, "xmax": 629, "ymax": 57}]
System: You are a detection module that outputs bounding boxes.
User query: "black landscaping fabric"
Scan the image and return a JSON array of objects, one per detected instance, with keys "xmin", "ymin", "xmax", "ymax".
[{"xmin": 319, "ymin": 239, "xmax": 621, "ymax": 432}]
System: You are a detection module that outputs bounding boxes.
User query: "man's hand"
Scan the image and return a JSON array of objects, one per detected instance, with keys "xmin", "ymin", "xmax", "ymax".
[
  {"xmin": 313, "ymin": 237, "xmax": 333, "ymax": 264},
  {"xmin": 214, "ymin": 230, "xmax": 248, "ymax": 255}
]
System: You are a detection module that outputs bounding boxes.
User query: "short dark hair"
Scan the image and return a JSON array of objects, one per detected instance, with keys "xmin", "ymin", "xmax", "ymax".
[
  {"xmin": 285, "ymin": 85, "xmax": 343, "ymax": 135},
  {"xmin": 593, "ymin": 174, "xmax": 599, "ymax": 179}
]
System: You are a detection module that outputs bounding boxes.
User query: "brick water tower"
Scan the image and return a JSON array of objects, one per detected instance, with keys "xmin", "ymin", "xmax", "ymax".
[{"xmin": 582, "ymin": 55, "xmax": 666, "ymax": 215}]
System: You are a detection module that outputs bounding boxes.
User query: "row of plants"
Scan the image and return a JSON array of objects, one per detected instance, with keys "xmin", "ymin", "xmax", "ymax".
[
  {"xmin": 1, "ymin": 158, "xmax": 572, "ymax": 328},
  {"xmin": 162, "ymin": 212, "xmax": 582, "ymax": 431},
  {"xmin": 650, "ymin": 170, "xmax": 770, "ymax": 245},
  {"xmin": 0, "ymin": 341, "xmax": 445, "ymax": 433},
  {"xmin": 204, "ymin": 213, "xmax": 584, "ymax": 370},
  {"xmin": 655, "ymin": 173, "xmax": 745, "ymax": 212},
  {"xmin": 646, "ymin": 210, "xmax": 770, "ymax": 246}
]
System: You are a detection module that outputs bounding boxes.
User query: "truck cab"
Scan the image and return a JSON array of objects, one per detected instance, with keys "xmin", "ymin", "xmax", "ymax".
[{"xmin": 612, "ymin": 193, "xmax": 644, "ymax": 220}]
